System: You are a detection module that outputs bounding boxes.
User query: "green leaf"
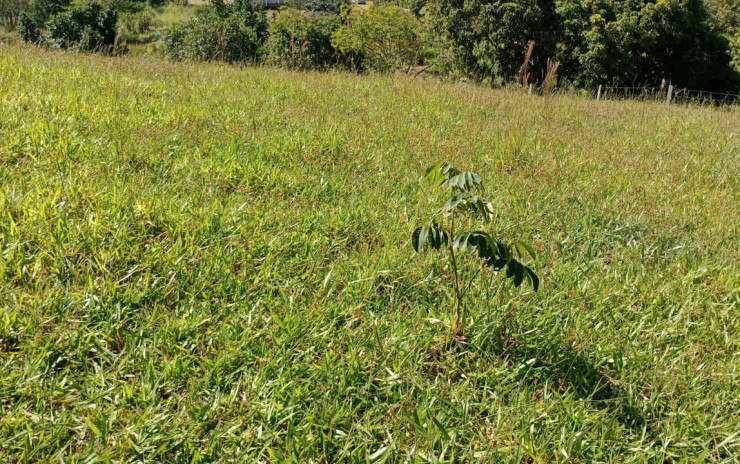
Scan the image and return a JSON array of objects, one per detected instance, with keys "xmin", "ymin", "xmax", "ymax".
[
  {"xmin": 496, "ymin": 242, "xmax": 511, "ymax": 262},
  {"xmin": 440, "ymin": 193, "xmax": 493, "ymax": 222},
  {"xmin": 424, "ymin": 161, "xmax": 448, "ymax": 188},
  {"xmin": 515, "ymin": 240, "xmax": 537, "ymax": 261},
  {"xmin": 447, "ymin": 171, "xmax": 483, "ymax": 192},
  {"xmin": 525, "ymin": 266, "xmax": 540, "ymax": 292},
  {"xmin": 425, "ymin": 161, "xmax": 460, "ymax": 189},
  {"xmin": 412, "ymin": 227, "xmax": 423, "ymax": 252},
  {"xmin": 442, "ymin": 192, "xmax": 468, "ymax": 213},
  {"xmin": 468, "ymin": 195, "xmax": 494, "ymax": 222},
  {"xmin": 453, "ymin": 231, "xmax": 488, "ymax": 256},
  {"xmin": 502, "ymin": 258, "xmax": 539, "ymax": 290},
  {"xmin": 512, "ymin": 260, "xmax": 525, "ymax": 287},
  {"xmin": 412, "ymin": 219, "xmax": 448, "ymax": 253}
]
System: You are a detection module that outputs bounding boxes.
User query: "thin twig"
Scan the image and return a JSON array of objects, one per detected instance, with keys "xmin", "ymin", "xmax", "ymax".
[{"xmin": 412, "ymin": 64, "xmax": 433, "ymax": 78}]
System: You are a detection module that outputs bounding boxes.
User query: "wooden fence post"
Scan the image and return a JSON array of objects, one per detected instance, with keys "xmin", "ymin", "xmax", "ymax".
[
  {"xmin": 597, "ymin": 85, "xmax": 602, "ymax": 101},
  {"xmin": 666, "ymin": 85, "xmax": 673, "ymax": 105}
]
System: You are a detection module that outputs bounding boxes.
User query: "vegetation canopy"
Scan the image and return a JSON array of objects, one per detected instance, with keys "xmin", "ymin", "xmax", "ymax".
[{"xmin": 7, "ymin": 0, "xmax": 740, "ymax": 91}]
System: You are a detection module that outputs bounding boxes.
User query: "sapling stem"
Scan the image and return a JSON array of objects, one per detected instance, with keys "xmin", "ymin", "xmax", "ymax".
[
  {"xmin": 412, "ymin": 161, "xmax": 539, "ymax": 339},
  {"xmin": 448, "ymin": 212, "xmax": 462, "ymax": 336}
]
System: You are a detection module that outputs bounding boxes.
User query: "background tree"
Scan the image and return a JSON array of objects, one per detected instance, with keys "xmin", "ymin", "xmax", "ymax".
[
  {"xmin": 427, "ymin": 0, "xmax": 740, "ymax": 91},
  {"xmin": 18, "ymin": 0, "xmax": 69, "ymax": 42},
  {"xmin": 45, "ymin": 0, "xmax": 117, "ymax": 50},
  {"xmin": 332, "ymin": 3, "xmax": 424, "ymax": 72},
  {"xmin": 164, "ymin": 0, "xmax": 268, "ymax": 63},
  {"xmin": 427, "ymin": 0, "xmax": 557, "ymax": 84},
  {"xmin": 266, "ymin": 9, "xmax": 342, "ymax": 70},
  {"xmin": 0, "ymin": 0, "xmax": 29, "ymax": 31}
]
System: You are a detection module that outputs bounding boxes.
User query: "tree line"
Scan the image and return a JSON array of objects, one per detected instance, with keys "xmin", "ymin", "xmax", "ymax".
[{"xmin": 4, "ymin": 0, "xmax": 740, "ymax": 93}]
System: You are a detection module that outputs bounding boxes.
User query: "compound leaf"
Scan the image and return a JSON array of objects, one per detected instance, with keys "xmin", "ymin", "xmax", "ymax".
[
  {"xmin": 448, "ymin": 171, "xmax": 483, "ymax": 192},
  {"xmin": 425, "ymin": 161, "xmax": 461, "ymax": 189},
  {"xmin": 412, "ymin": 219, "xmax": 448, "ymax": 253}
]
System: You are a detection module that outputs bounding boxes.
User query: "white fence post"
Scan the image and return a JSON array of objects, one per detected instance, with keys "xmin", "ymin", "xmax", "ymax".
[
  {"xmin": 666, "ymin": 85, "xmax": 673, "ymax": 105},
  {"xmin": 597, "ymin": 85, "xmax": 602, "ymax": 101},
  {"xmin": 528, "ymin": 83, "xmax": 533, "ymax": 96}
]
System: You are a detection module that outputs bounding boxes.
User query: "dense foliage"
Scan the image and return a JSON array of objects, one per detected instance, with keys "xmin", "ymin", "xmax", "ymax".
[
  {"xmin": 332, "ymin": 3, "xmax": 423, "ymax": 72},
  {"xmin": 556, "ymin": 0, "xmax": 737, "ymax": 90},
  {"xmin": 291, "ymin": 0, "xmax": 348, "ymax": 15},
  {"xmin": 45, "ymin": 0, "xmax": 117, "ymax": 50},
  {"xmin": 116, "ymin": 2, "xmax": 156, "ymax": 36},
  {"xmin": 10, "ymin": 0, "xmax": 740, "ymax": 98},
  {"xmin": 164, "ymin": 0, "xmax": 268, "ymax": 63},
  {"xmin": 265, "ymin": 9, "xmax": 341, "ymax": 70},
  {"xmin": 0, "ymin": 0, "xmax": 28, "ymax": 30},
  {"xmin": 428, "ymin": 0, "xmax": 740, "ymax": 91},
  {"xmin": 17, "ymin": 0, "xmax": 69, "ymax": 42},
  {"xmin": 706, "ymin": 0, "xmax": 740, "ymax": 72},
  {"xmin": 427, "ymin": 0, "xmax": 557, "ymax": 85}
]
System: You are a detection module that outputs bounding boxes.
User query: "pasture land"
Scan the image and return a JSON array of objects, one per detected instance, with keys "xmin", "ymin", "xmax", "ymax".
[{"xmin": 1, "ymin": 46, "xmax": 739, "ymax": 462}]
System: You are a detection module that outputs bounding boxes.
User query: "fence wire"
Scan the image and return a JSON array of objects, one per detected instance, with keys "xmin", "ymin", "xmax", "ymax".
[{"xmin": 597, "ymin": 85, "xmax": 740, "ymax": 106}]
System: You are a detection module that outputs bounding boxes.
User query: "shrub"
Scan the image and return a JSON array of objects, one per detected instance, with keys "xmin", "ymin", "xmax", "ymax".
[
  {"xmin": 428, "ymin": 0, "xmax": 740, "ymax": 91},
  {"xmin": 163, "ymin": 0, "xmax": 268, "ymax": 63},
  {"xmin": 291, "ymin": 0, "xmax": 348, "ymax": 15},
  {"xmin": 331, "ymin": 3, "xmax": 423, "ymax": 73},
  {"xmin": 732, "ymin": 33, "xmax": 740, "ymax": 73},
  {"xmin": 46, "ymin": 0, "xmax": 117, "ymax": 51},
  {"xmin": 0, "ymin": 0, "xmax": 29, "ymax": 31},
  {"xmin": 17, "ymin": 0, "xmax": 69, "ymax": 42},
  {"xmin": 119, "ymin": 6, "xmax": 155, "ymax": 35},
  {"xmin": 18, "ymin": 13, "xmax": 39, "ymax": 41},
  {"xmin": 266, "ymin": 9, "xmax": 341, "ymax": 70},
  {"xmin": 163, "ymin": 22, "xmax": 186, "ymax": 61}
]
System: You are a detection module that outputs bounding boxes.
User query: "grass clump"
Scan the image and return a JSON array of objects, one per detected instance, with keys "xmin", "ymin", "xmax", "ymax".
[{"xmin": 0, "ymin": 46, "xmax": 739, "ymax": 462}]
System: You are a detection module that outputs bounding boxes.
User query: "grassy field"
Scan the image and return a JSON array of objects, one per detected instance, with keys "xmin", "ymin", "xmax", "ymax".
[{"xmin": 0, "ymin": 45, "xmax": 739, "ymax": 463}]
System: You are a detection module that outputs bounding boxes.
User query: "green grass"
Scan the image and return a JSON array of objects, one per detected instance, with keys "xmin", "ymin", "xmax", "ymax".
[
  {"xmin": 0, "ymin": 29, "xmax": 17, "ymax": 45},
  {"xmin": 1, "ymin": 46, "xmax": 739, "ymax": 463},
  {"xmin": 150, "ymin": 4, "xmax": 203, "ymax": 30}
]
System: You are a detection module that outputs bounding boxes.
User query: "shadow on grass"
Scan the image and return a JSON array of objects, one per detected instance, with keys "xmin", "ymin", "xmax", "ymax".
[{"xmin": 470, "ymin": 323, "xmax": 648, "ymax": 430}]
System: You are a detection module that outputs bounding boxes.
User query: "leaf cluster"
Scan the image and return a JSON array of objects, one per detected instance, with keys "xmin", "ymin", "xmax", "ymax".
[{"xmin": 412, "ymin": 161, "xmax": 538, "ymax": 291}]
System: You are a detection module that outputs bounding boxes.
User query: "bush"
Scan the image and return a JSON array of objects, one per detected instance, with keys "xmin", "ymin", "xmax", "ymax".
[
  {"xmin": 427, "ymin": 0, "xmax": 556, "ymax": 84},
  {"xmin": 17, "ymin": 0, "xmax": 69, "ymax": 42},
  {"xmin": 0, "ymin": 0, "xmax": 29, "ymax": 31},
  {"xmin": 163, "ymin": 22, "xmax": 186, "ymax": 60},
  {"xmin": 266, "ymin": 9, "xmax": 341, "ymax": 70},
  {"xmin": 18, "ymin": 13, "xmax": 39, "ymax": 41},
  {"xmin": 46, "ymin": 0, "xmax": 117, "ymax": 51},
  {"xmin": 428, "ymin": 0, "xmax": 740, "ymax": 91},
  {"xmin": 291, "ymin": 0, "xmax": 348, "ymax": 15},
  {"xmin": 331, "ymin": 4, "xmax": 423, "ymax": 73},
  {"xmin": 119, "ymin": 6, "xmax": 155, "ymax": 35},
  {"xmin": 163, "ymin": 0, "xmax": 268, "ymax": 63},
  {"xmin": 732, "ymin": 33, "xmax": 740, "ymax": 73}
]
